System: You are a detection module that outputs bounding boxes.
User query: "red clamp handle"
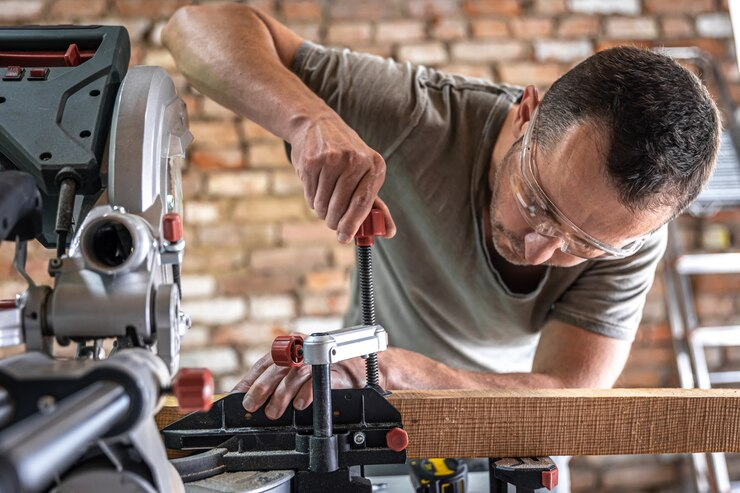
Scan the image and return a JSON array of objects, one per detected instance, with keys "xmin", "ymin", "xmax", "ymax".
[
  {"xmin": 172, "ymin": 368, "xmax": 214, "ymax": 413},
  {"xmin": 271, "ymin": 335, "xmax": 305, "ymax": 367},
  {"xmin": 354, "ymin": 208, "xmax": 386, "ymax": 247},
  {"xmin": 386, "ymin": 427, "xmax": 409, "ymax": 452}
]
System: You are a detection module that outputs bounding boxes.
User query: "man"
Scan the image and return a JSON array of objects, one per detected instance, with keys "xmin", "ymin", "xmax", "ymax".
[{"xmin": 163, "ymin": 3, "xmax": 719, "ymax": 489}]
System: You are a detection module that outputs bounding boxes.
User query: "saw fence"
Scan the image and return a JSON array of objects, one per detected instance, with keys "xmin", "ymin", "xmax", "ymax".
[{"xmin": 157, "ymin": 388, "xmax": 740, "ymax": 458}]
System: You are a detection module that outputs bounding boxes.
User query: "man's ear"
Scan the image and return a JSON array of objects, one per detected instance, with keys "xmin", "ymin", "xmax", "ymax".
[{"xmin": 512, "ymin": 85, "xmax": 540, "ymax": 139}]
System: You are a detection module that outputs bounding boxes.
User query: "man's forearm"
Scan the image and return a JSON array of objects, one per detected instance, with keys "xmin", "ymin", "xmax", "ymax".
[
  {"xmin": 382, "ymin": 347, "xmax": 566, "ymax": 390},
  {"xmin": 163, "ymin": 4, "xmax": 333, "ymax": 142}
]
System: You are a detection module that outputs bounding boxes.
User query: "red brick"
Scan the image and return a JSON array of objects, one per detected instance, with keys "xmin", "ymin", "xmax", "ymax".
[
  {"xmin": 181, "ymin": 168, "xmax": 203, "ymax": 200},
  {"xmin": 407, "ymin": 0, "xmax": 460, "ymax": 17},
  {"xmin": 202, "ymin": 224, "xmax": 277, "ymax": 249},
  {"xmin": 182, "ymin": 248, "xmax": 247, "ymax": 273},
  {"xmin": 661, "ymin": 38, "xmax": 730, "ymax": 59},
  {"xmin": 220, "ymin": 271, "xmax": 302, "ymax": 296},
  {"xmin": 301, "ymin": 292, "xmax": 350, "ymax": 316},
  {"xmin": 303, "ymin": 269, "xmax": 349, "ymax": 291},
  {"xmin": 190, "ymin": 120, "xmax": 240, "ymax": 147},
  {"xmin": 430, "ymin": 18, "xmax": 468, "ymax": 41},
  {"xmin": 329, "ymin": 0, "xmax": 396, "ymax": 20},
  {"xmin": 463, "ymin": 0, "xmax": 521, "ymax": 16},
  {"xmin": 359, "ymin": 45, "xmax": 394, "ymax": 58},
  {"xmin": 440, "ymin": 64, "xmax": 494, "ymax": 80},
  {"xmin": 377, "ymin": 20, "xmax": 425, "ymax": 43},
  {"xmin": 595, "ymin": 40, "xmax": 653, "ymax": 53},
  {"xmin": 470, "ymin": 19, "xmax": 509, "ymax": 39},
  {"xmin": 213, "ymin": 322, "xmax": 286, "ymax": 346},
  {"xmin": 326, "ymin": 22, "xmax": 373, "ymax": 45},
  {"xmin": 331, "ymin": 243, "xmax": 354, "ymax": 265},
  {"xmin": 532, "ymin": 0, "xmax": 566, "ymax": 15},
  {"xmin": 0, "ymin": 1, "xmax": 44, "ymax": 21},
  {"xmin": 51, "ymin": 0, "xmax": 108, "ymax": 18},
  {"xmin": 397, "ymin": 43, "xmax": 448, "ymax": 65},
  {"xmin": 201, "ymin": 97, "xmax": 238, "ymax": 119},
  {"xmin": 644, "ymin": 0, "xmax": 715, "ymax": 14},
  {"xmin": 248, "ymin": 142, "xmax": 290, "ymax": 168},
  {"xmin": 509, "ymin": 17, "xmax": 553, "ymax": 40},
  {"xmin": 617, "ymin": 368, "xmax": 673, "ymax": 388},
  {"xmin": 191, "ymin": 149, "xmax": 244, "ymax": 170},
  {"xmin": 272, "ymin": 170, "xmax": 304, "ymax": 196},
  {"xmin": 184, "ymin": 201, "xmax": 221, "ymax": 225},
  {"xmin": 451, "ymin": 40, "xmax": 526, "ymax": 63},
  {"xmin": 242, "ymin": 119, "xmax": 281, "ymax": 141},
  {"xmin": 251, "ymin": 246, "xmax": 329, "ymax": 272},
  {"xmin": 281, "ymin": 221, "xmax": 338, "ymax": 246},
  {"xmin": 601, "ymin": 462, "xmax": 680, "ymax": 489},
  {"xmin": 498, "ymin": 62, "xmax": 562, "ymax": 85},
  {"xmin": 233, "ymin": 196, "xmax": 309, "ymax": 222},
  {"xmin": 247, "ymin": 0, "xmax": 277, "ymax": 16},
  {"xmin": 605, "ymin": 17, "xmax": 659, "ymax": 40},
  {"xmin": 280, "ymin": 0, "xmax": 321, "ymax": 21},
  {"xmin": 287, "ymin": 23, "xmax": 321, "ymax": 41},
  {"xmin": 557, "ymin": 16, "xmax": 600, "ymax": 38},
  {"xmin": 692, "ymin": 275, "xmax": 740, "ymax": 294},
  {"xmin": 661, "ymin": 16, "xmax": 695, "ymax": 39},
  {"xmin": 115, "ymin": 0, "xmax": 189, "ymax": 17},
  {"xmin": 207, "ymin": 171, "xmax": 270, "ymax": 196}
]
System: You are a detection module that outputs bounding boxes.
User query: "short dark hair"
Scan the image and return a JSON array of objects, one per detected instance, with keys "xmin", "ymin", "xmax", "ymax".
[{"xmin": 537, "ymin": 46, "xmax": 721, "ymax": 214}]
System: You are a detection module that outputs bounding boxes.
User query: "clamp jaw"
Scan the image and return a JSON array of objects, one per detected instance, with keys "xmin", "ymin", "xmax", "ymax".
[{"xmin": 164, "ymin": 209, "xmax": 406, "ymax": 493}]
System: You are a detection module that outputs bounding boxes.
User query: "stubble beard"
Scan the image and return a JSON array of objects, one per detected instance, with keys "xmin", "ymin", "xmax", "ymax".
[{"xmin": 488, "ymin": 142, "xmax": 528, "ymax": 266}]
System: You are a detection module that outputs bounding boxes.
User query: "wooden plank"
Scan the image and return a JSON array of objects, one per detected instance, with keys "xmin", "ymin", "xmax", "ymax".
[{"xmin": 156, "ymin": 388, "xmax": 740, "ymax": 458}]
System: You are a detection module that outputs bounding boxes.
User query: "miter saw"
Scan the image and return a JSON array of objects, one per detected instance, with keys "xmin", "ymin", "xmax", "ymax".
[{"xmin": 0, "ymin": 26, "xmax": 214, "ymax": 493}]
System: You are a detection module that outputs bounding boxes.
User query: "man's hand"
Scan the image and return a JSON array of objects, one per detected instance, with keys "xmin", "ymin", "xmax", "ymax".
[
  {"xmin": 233, "ymin": 349, "xmax": 385, "ymax": 420},
  {"xmin": 290, "ymin": 115, "xmax": 397, "ymax": 244}
]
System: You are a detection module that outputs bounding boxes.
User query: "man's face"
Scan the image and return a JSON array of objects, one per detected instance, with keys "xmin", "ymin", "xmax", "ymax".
[{"xmin": 489, "ymin": 120, "xmax": 671, "ymax": 267}]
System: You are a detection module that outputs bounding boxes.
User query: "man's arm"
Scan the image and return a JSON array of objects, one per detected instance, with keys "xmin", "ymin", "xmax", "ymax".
[
  {"xmin": 163, "ymin": 3, "xmax": 395, "ymax": 242},
  {"xmin": 237, "ymin": 320, "xmax": 631, "ymax": 419}
]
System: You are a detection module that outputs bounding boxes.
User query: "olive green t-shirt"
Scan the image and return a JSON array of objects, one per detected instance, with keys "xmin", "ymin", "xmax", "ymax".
[{"xmin": 291, "ymin": 41, "xmax": 667, "ymax": 373}]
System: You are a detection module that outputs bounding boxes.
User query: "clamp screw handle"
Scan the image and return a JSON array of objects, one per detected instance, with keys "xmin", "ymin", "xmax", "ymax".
[
  {"xmin": 354, "ymin": 208, "xmax": 386, "ymax": 247},
  {"xmin": 271, "ymin": 335, "xmax": 305, "ymax": 367},
  {"xmin": 386, "ymin": 427, "xmax": 409, "ymax": 452},
  {"xmin": 172, "ymin": 368, "xmax": 214, "ymax": 412}
]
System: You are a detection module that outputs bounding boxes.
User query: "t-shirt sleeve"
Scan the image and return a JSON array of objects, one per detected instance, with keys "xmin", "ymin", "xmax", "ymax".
[
  {"xmin": 290, "ymin": 41, "xmax": 427, "ymax": 159},
  {"xmin": 548, "ymin": 226, "xmax": 668, "ymax": 341}
]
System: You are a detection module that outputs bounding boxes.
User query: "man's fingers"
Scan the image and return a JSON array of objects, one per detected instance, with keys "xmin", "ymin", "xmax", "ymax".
[
  {"xmin": 265, "ymin": 366, "xmax": 313, "ymax": 419},
  {"xmin": 293, "ymin": 380, "xmax": 313, "ymax": 410},
  {"xmin": 232, "ymin": 353, "xmax": 274, "ymax": 393},
  {"xmin": 313, "ymin": 163, "xmax": 343, "ymax": 220},
  {"xmin": 242, "ymin": 365, "xmax": 289, "ymax": 412},
  {"xmin": 336, "ymin": 172, "xmax": 378, "ymax": 243},
  {"xmin": 324, "ymin": 170, "xmax": 365, "ymax": 231}
]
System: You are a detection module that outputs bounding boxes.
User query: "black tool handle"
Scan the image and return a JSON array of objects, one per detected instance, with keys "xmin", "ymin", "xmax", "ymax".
[{"xmin": 0, "ymin": 170, "xmax": 42, "ymax": 244}]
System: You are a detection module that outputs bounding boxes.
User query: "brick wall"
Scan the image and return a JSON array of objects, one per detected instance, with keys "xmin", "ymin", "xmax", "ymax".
[{"xmin": 1, "ymin": 0, "xmax": 739, "ymax": 491}]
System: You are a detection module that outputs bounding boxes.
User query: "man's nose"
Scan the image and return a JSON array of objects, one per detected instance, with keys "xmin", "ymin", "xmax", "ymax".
[{"xmin": 524, "ymin": 231, "xmax": 562, "ymax": 265}]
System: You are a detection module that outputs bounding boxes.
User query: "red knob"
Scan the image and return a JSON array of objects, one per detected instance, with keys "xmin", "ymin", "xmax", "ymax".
[
  {"xmin": 355, "ymin": 209, "xmax": 386, "ymax": 247},
  {"xmin": 271, "ymin": 335, "xmax": 304, "ymax": 367},
  {"xmin": 163, "ymin": 212, "xmax": 183, "ymax": 243},
  {"xmin": 172, "ymin": 368, "xmax": 214, "ymax": 412},
  {"xmin": 0, "ymin": 299, "xmax": 16, "ymax": 310},
  {"xmin": 386, "ymin": 427, "xmax": 409, "ymax": 452}
]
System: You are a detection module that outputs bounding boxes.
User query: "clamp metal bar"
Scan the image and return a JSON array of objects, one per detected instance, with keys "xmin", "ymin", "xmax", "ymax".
[
  {"xmin": 0, "ymin": 308, "xmax": 22, "ymax": 348},
  {"xmin": 302, "ymin": 324, "xmax": 388, "ymax": 365}
]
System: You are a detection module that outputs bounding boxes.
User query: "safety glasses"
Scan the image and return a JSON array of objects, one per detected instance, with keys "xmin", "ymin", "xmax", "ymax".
[{"xmin": 509, "ymin": 107, "xmax": 649, "ymax": 260}]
